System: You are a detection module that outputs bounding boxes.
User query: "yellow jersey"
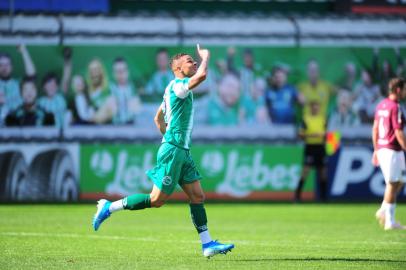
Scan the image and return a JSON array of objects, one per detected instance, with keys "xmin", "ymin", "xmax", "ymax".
[
  {"xmin": 300, "ymin": 113, "xmax": 327, "ymax": 145},
  {"xmin": 298, "ymin": 80, "xmax": 333, "ymax": 117}
]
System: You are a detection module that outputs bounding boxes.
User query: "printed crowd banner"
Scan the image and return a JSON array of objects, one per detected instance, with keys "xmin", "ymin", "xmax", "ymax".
[
  {"xmin": 0, "ymin": 45, "xmax": 403, "ymax": 89},
  {"xmin": 80, "ymin": 143, "xmax": 315, "ymax": 201}
]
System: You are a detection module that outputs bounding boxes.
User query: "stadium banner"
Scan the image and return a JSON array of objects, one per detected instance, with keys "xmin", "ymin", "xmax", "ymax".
[
  {"xmin": 81, "ymin": 143, "xmax": 406, "ymax": 202},
  {"xmin": 0, "ymin": 143, "xmax": 79, "ymax": 202},
  {"xmin": 1, "ymin": 142, "xmax": 406, "ymax": 202},
  {"xmin": 79, "ymin": 143, "xmax": 315, "ymax": 201},
  {"xmin": 328, "ymin": 146, "xmax": 406, "ymax": 201},
  {"xmin": 328, "ymin": 146, "xmax": 406, "ymax": 200}
]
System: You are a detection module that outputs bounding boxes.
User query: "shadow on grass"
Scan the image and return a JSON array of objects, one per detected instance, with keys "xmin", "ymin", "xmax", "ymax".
[{"xmin": 233, "ymin": 257, "xmax": 406, "ymax": 263}]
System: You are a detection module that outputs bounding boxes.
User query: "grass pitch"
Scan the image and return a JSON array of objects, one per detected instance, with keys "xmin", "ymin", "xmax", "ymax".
[{"xmin": 1, "ymin": 203, "xmax": 405, "ymax": 270}]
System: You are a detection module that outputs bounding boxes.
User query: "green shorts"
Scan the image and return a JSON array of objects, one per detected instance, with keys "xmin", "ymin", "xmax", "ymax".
[{"xmin": 146, "ymin": 143, "xmax": 202, "ymax": 195}]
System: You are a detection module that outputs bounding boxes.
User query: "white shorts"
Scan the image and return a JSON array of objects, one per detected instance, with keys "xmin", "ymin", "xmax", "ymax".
[{"xmin": 377, "ymin": 148, "xmax": 406, "ymax": 183}]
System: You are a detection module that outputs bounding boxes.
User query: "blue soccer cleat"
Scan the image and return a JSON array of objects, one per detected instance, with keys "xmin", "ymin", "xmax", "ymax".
[
  {"xmin": 92, "ymin": 199, "xmax": 111, "ymax": 231},
  {"xmin": 202, "ymin": 240, "xmax": 235, "ymax": 258}
]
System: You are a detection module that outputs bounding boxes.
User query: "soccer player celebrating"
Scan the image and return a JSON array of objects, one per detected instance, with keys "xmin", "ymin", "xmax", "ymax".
[
  {"xmin": 92, "ymin": 44, "xmax": 235, "ymax": 257},
  {"xmin": 372, "ymin": 77, "xmax": 406, "ymax": 230}
]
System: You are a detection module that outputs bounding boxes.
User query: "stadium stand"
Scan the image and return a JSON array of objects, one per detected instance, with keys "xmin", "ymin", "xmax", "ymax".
[{"xmin": 0, "ymin": 13, "xmax": 405, "ymax": 46}]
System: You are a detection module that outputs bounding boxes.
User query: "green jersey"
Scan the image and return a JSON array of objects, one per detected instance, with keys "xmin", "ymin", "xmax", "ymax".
[
  {"xmin": 38, "ymin": 93, "xmax": 67, "ymax": 127},
  {"xmin": 162, "ymin": 77, "xmax": 194, "ymax": 149},
  {"xmin": 0, "ymin": 78, "xmax": 22, "ymax": 111}
]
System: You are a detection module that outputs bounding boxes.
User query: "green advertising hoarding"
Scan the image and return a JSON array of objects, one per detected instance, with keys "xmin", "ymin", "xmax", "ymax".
[{"xmin": 80, "ymin": 143, "xmax": 314, "ymax": 201}]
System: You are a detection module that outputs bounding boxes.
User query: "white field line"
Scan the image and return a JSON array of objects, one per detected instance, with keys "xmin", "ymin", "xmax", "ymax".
[
  {"xmin": 0, "ymin": 231, "xmax": 196, "ymax": 243},
  {"xmin": 0, "ymin": 232, "xmax": 404, "ymax": 246}
]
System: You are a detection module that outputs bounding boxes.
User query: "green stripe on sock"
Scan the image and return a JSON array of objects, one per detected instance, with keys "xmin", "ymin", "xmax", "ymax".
[{"xmin": 123, "ymin": 194, "xmax": 151, "ymax": 210}]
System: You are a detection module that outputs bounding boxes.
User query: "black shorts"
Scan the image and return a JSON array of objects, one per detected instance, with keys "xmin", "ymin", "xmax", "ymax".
[{"xmin": 303, "ymin": 144, "xmax": 327, "ymax": 168}]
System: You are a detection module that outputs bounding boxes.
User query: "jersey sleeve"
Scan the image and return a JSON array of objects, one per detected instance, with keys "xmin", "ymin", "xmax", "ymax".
[
  {"xmin": 391, "ymin": 104, "xmax": 404, "ymax": 130},
  {"xmin": 173, "ymin": 78, "xmax": 191, "ymax": 99}
]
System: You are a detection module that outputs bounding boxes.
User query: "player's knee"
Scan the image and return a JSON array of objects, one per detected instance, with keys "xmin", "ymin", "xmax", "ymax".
[
  {"xmin": 150, "ymin": 194, "xmax": 167, "ymax": 208},
  {"xmin": 150, "ymin": 197, "xmax": 166, "ymax": 208},
  {"xmin": 154, "ymin": 202, "xmax": 165, "ymax": 208},
  {"xmin": 190, "ymin": 192, "xmax": 205, "ymax": 204}
]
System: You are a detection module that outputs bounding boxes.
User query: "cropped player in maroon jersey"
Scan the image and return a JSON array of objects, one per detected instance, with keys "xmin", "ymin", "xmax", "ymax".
[{"xmin": 372, "ymin": 77, "xmax": 406, "ymax": 230}]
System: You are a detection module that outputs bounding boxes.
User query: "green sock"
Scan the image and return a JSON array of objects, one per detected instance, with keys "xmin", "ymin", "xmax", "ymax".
[
  {"xmin": 190, "ymin": 203, "xmax": 208, "ymax": 233},
  {"xmin": 123, "ymin": 194, "xmax": 151, "ymax": 210}
]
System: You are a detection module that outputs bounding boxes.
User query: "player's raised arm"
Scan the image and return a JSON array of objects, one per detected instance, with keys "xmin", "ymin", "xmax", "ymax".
[
  {"xmin": 154, "ymin": 103, "xmax": 166, "ymax": 135},
  {"xmin": 188, "ymin": 44, "xmax": 210, "ymax": 90}
]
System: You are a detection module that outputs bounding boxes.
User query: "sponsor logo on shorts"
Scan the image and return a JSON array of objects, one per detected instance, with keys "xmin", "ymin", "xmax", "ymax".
[{"xmin": 162, "ymin": 176, "xmax": 172, "ymax": 186}]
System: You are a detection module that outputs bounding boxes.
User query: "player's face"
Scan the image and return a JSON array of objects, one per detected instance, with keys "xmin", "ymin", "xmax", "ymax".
[{"xmin": 179, "ymin": 55, "xmax": 197, "ymax": 77}]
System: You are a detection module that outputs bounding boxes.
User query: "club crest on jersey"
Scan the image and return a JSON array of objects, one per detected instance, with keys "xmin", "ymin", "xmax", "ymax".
[{"xmin": 162, "ymin": 176, "xmax": 172, "ymax": 185}]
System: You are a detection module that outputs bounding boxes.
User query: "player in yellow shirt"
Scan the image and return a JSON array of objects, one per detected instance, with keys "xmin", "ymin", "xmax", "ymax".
[{"xmin": 294, "ymin": 100, "xmax": 328, "ymax": 202}]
